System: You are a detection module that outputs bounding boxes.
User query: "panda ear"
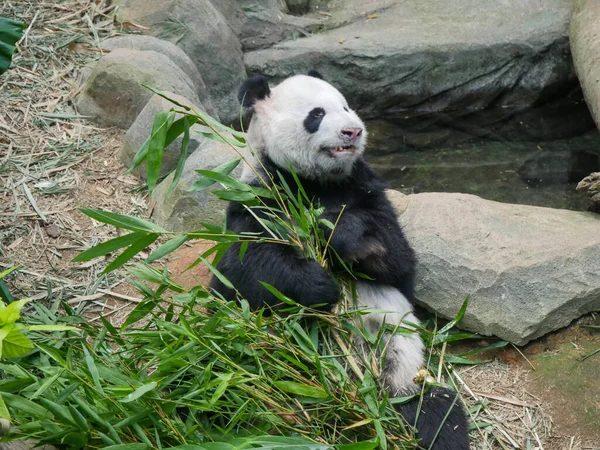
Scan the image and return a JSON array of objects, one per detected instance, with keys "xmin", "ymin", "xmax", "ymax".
[
  {"xmin": 238, "ymin": 75, "xmax": 271, "ymax": 108},
  {"xmin": 307, "ymin": 69, "xmax": 324, "ymax": 80}
]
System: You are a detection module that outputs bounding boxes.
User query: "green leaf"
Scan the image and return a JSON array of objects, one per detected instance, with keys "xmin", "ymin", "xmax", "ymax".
[
  {"xmin": 167, "ymin": 115, "xmax": 192, "ymax": 195},
  {"xmin": 259, "ymin": 282, "xmax": 296, "ymax": 306},
  {"xmin": 25, "ymin": 324, "xmax": 79, "ymax": 332},
  {"xmin": 273, "ymin": 381, "xmax": 328, "ymax": 398},
  {"xmin": 195, "ymin": 131, "xmax": 247, "ymax": 148},
  {"xmin": 0, "ymin": 16, "xmax": 26, "ymax": 75},
  {"xmin": 103, "ymin": 445, "xmax": 149, "ymax": 450},
  {"xmin": 195, "ymin": 169, "xmax": 250, "ymax": 192},
  {"xmin": 188, "ymin": 159, "xmax": 241, "ymax": 192},
  {"xmin": 0, "ymin": 265, "xmax": 21, "ymax": 279},
  {"xmin": 210, "ymin": 373, "xmax": 233, "ymax": 405},
  {"xmin": 103, "ymin": 233, "xmax": 159, "ymax": 274},
  {"xmin": 0, "ymin": 392, "xmax": 49, "ymax": 417},
  {"xmin": 212, "ymin": 190, "xmax": 257, "ymax": 203},
  {"xmin": 147, "ymin": 111, "xmax": 176, "ymax": 194},
  {"xmin": 143, "ymin": 85, "xmax": 246, "ymax": 140},
  {"xmin": 0, "ymin": 298, "xmax": 30, "ymax": 326},
  {"xmin": 35, "ymin": 342, "xmax": 68, "ymax": 367},
  {"xmin": 39, "ymin": 398, "xmax": 75, "ymax": 425},
  {"xmin": 582, "ymin": 348, "xmax": 600, "ymax": 361},
  {"xmin": 72, "ymin": 232, "xmax": 146, "ymax": 262},
  {"xmin": 0, "ymin": 325, "xmax": 34, "ymax": 358},
  {"xmin": 83, "ymin": 346, "xmax": 104, "ymax": 395},
  {"xmin": 80, "ymin": 208, "xmax": 166, "ymax": 233},
  {"xmin": 147, "ymin": 235, "xmax": 188, "ymax": 262},
  {"xmin": 459, "ymin": 340, "xmax": 508, "ymax": 357},
  {"xmin": 336, "ymin": 438, "xmax": 379, "ymax": 450},
  {"xmin": 120, "ymin": 381, "xmax": 158, "ymax": 403},
  {"xmin": 201, "ymin": 256, "xmax": 233, "ymax": 290},
  {"xmin": 0, "ymin": 393, "xmax": 10, "ymax": 420},
  {"xmin": 438, "ymin": 297, "xmax": 469, "ymax": 334}
]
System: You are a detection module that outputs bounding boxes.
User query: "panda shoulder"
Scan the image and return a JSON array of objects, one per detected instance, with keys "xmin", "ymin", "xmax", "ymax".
[{"xmin": 352, "ymin": 159, "xmax": 388, "ymax": 193}]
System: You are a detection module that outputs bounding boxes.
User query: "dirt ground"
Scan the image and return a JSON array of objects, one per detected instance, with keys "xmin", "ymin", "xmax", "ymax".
[{"xmin": 1, "ymin": 1, "xmax": 599, "ymax": 449}]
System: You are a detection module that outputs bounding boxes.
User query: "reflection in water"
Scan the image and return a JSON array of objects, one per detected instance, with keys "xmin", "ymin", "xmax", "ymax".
[{"xmin": 364, "ymin": 90, "xmax": 600, "ymax": 211}]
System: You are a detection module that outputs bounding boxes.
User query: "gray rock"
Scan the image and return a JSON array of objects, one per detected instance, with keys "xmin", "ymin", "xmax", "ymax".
[
  {"xmin": 76, "ymin": 48, "xmax": 198, "ymax": 128},
  {"xmin": 120, "ymin": 92, "xmax": 206, "ymax": 180},
  {"xmin": 396, "ymin": 192, "xmax": 600, "ymax": 345},
  {"xmin": 245, "ymin": 0, "xmax": 574, "ymax": 118},
  {"xmin": 571, "ymin": 0, "xmax": 600, "ymax": 129},
  {"xmin": 151, "ymin": 139, "xmax": 244, "ymax": 232},
  {"xmin": 114, "ymin": 0, "xmax": 246, "ymax": 126},
  {"xmin": 237, "ymin": 0, "xmax": 322, "ymax": 51},
  {"xmin": 99, "ymin": 35, "xmax": 217, "ymax": 119}
]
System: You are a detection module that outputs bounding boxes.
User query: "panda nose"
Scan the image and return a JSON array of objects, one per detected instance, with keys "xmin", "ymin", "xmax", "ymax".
[{"xmin": 340, "ymin": 127, "xmax": 363, "ymax": 141}]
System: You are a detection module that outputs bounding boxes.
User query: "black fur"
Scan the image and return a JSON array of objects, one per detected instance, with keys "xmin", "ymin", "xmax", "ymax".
[
  {"xmin": 397, "ymin": 387, "xmax": 470, "ymax": 450},
  {"xmin": 308, "ymin": 69, "xmax": 324, "ymax": 80},
  {"xmin": 209, "ymin": 156, "xmax": 416, "ymax": 308},
  {"xmin": 238, "ymin": 75, "xmax": 271, "ymax": 108},
  {"xmin": 303, "ymin": 107, "xmax": 326, "ymax": 134}
]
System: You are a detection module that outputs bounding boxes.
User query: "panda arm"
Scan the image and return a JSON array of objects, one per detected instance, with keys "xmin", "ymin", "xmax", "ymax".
[
  {"xmin": 354, "ymin": 190, "xmax": 417, "ymax": 301},
  {"xmin": 320, "ymin": 184, "xmax": 416, "ymax": 301},
  {"xmin": 209, "ymin": 203, "xmax": 340, "ymax": 310}
]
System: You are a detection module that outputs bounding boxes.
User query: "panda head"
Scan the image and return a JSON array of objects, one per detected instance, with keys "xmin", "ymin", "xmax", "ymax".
[{"xmin": 239, "ymin": 71, "xmax": 367, "ymax": 181}]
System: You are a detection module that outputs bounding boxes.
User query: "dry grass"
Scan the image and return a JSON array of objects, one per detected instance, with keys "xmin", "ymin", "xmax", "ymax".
[
  {"xmin": 0, "ymin": 2, "xmax": 591, "ymax": 449},
  {"xmin": 0, "ymin": 0, "xmax": 145, "ymax": 322}
]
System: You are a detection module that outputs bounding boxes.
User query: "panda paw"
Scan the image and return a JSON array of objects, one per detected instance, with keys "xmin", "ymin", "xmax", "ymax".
[
  {"xmin": 352, "ymin": 237, "xmax": 387, "ymax": 272},
  {"xmin": 297, "ymin": 260, "xmax": 341, "ymax": 309}
]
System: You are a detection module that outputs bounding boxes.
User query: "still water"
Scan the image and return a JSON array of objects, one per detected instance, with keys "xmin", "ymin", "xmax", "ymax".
[{"xmin": 364, "ymin": 92, "xmax": 600, "ymax": 211}]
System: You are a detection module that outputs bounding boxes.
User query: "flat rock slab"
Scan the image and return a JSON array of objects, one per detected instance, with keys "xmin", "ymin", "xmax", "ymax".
[
  {"xmin": 246, "ymin": 0, "xmax": 574, "ymax": 117},
  {"xmin": 571, "ymin": 0, "xmax": 600, "ymax": 128},
  {"xmin": 397, "ymin": 192, "xmax": 600, "ymax": 345}
]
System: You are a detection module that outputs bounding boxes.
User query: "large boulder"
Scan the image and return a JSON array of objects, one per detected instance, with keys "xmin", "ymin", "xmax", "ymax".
[
  {"xmin": 76, "ymin": 48, "xmax": 198, "ymax": 128},
  {"xmin": 397, "ymin": 192, "xmax": 600, "ymax": 345},
  {"xmin": 151, "ymin": 139, "xmax": 244, "ymax": 232},
  {"xmin": 245, "ymin": 0, "xmax": 575, "ymax": 118},
  {"xmin": 120, "ymin": 92, "xmax": 207, "ymax": 179},
  {"xmin": 113, "ymin": 0, "xmax": 246, "ymax": 126},
  {"xmin": 571, "ymin": 0, "xmax": 600, "ymax": 128},
  {"xmin": 99, "ymin": 35, "xmax": 217, "ymax": 119}
]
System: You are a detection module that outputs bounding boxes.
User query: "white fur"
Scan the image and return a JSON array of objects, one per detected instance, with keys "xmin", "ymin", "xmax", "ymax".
[
  {"xmin": 354, "ymin": 281, "xmax": 424, "ymax": 394},
  {"xmin": 246, "ymin": 75, "xmax": 367, "ymax": 181}
]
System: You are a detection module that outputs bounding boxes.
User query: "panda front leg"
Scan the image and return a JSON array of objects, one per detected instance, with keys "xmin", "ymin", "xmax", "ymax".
[
  {"xmin": 210, "ymin": 241, "xmax": 341, "ymax": 311},
  {"xmin": 354, "ymin": 282, "xmax": 470, "ymax": 450}
]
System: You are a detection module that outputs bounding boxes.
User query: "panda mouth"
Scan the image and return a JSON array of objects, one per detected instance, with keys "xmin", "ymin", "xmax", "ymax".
[{"xmin": 324, "ymin": 145, "xmax": 356, "ymax": 156}]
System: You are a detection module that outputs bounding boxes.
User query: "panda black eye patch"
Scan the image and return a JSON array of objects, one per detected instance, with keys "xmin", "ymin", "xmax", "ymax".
[{"xmin": 304, "ymin": 107, "xmax": 326, "ymax": 133}]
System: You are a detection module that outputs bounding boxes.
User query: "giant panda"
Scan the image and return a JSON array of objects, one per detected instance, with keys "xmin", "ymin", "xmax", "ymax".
[{"xmin": 209, "ymin": 72, "xmax": 470, "ymax": 450}]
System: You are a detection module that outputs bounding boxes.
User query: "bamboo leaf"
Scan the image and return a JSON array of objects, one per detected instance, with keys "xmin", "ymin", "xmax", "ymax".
[
  {"xmin": 103, "ymin": 233, "xmax": 159, "ymax": 274},
  {"xmin": 189, "ymin": 159, "xmax": 241, "ymax": 192},
  {"xmin": 72, "ymin": 232, "xmax": 146, "ymax": 262},
  {"xmin": 273, "ymin": 381, "xmax": 328, "ymax": 399},
  {"xmin": 146, "ymin": 111, "xmax": 176, "ymax": 194},
  {"xmin": 168, "ymin": 115, "xmax": 192, "ymax": 195},
  {"xmin": 147, "ymin": 235, "xmax": 188, "ymax": 262},
  {"xmin": 120, "ymin": 381, "xmax": 158, "ymax": 403},
  {"xmin": 80, "ymin": 208, "xmax": 166, "ymax": 233}
]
